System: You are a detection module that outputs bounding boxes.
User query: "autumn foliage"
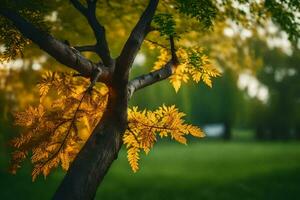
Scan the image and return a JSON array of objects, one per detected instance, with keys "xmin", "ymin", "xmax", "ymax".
[
  {"xmin": 10, "ymin": 44, "xmax": 219, "ymax": 180},
  {"xmin": 148, "ymin": 41, "xmax": 221, "ymax": 91},
  {"xmin": 11, "ymin": 72, "xmax": 108, "ymax": 180}
]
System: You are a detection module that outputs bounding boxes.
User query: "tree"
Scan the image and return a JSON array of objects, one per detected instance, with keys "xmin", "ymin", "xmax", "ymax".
[
  {"xmin": 254, "ymin": 42, "xmax": 300, "ymax": 140},
  {"xmin": 0, "ymin": 0, "xmax": 299, "ymax": 199}
]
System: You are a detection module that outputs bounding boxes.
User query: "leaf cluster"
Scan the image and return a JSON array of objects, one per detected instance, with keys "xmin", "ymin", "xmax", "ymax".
[
  {"xmin": 153, "ymin": 13, "xmax": 177, "ymax": 38},
  {"xmin": 124, "ymin": 105, "xmax": 204, "ymax": 172},
  {"xmin": 264, "ymin": 0, "xmax": 300, "ymax": 42},
  {"xmin": 0, "ymin": 1, "xmax": 51, "ymax": 61},
  {"xmin": 11, "ymin": 71, "xmax": 205, "ymax": 179},
  {"xmin": 11, "ymin": 72, "xmax": 108, "ymax": 180},
  {"xmin": 175, "ymin": 0, "xmax": 217, "ymax": 29},
  {"xmin": 0, "ymin": 17, "xmax": 30, "ymax": 62},
  {"xmin": 147, "ymin": 41, "xmax": 221, "ymax": 92}
]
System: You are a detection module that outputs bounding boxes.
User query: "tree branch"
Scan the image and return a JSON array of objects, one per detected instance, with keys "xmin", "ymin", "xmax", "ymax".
[
  {"xmin": 74, "ymin": 45, "xmax": 97, "ymax": 52},
  {"xmin": 70, "ymin": 0, "xmax": 88, "ymax": 15},
  {"xmin": 170, "ymin": 35, "xmax": 179, "ymax": 65},
  {"xmin": 0, "ymin": 9, "xmax": 112, "ymax": 84},
  {"xmin": 86, "ymin": 0, "xmax": 98, "ymax": 12},
  {"xmin": 115, "ymin": 0, "xmax": 159, "ymax": 79},
  {"xmin": 145, "ymin": 39, "xmax": 169, "ymax": 50},
  {"xmin": 70, "ymin": 0, "xmax": 113, "ymax": 67},
  {"xmin": 128, "ymin": 60, "xmax": 174, "ymax": 98},
  {"xmin": 128, "ymin": 36, "xmax": 179, "ymax": 98}
]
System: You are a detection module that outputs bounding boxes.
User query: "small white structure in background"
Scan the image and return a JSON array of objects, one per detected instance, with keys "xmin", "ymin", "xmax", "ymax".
[{"xmin": 203, "ymin": 124, "xmax": 225, "ymax": 138}]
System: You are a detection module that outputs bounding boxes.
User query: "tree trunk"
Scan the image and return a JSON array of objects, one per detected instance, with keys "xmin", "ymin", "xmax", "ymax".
[
  {"xmin": 255, "ymin": 125, "xmax": 265, "ymax": 140},
  {"xmin": 53, "ymin": 88, "xmax": 128, "ymax": 200},
  {"xmin": 223, "ymin": 121, "xmax": 231, "ymax": 140}
]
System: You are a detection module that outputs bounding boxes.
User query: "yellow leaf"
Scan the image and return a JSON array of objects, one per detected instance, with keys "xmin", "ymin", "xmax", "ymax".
[
  {"xmin": 127, "ymin": 147, "xmax": 140, "ymax": 173},
  {"xmin": 202, "ymin": 73, "xmax": 212, "ymax": 88},
  {"xmin": 170, "ymin": 77, "xmax": 181, "ymax": 92}
]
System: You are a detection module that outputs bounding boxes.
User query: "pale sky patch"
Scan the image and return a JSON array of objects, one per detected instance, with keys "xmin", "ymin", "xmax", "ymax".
[
  {"xmin": 133, "ymin": 53, "xmax": 146, "ymax": 66},
  {"xmin": 238, "ymin": 72, "xmax": 269, "ymax": 103},
  {"xmin": 0, "ymin": 56, "xmax": 47, "ymax": 70}
]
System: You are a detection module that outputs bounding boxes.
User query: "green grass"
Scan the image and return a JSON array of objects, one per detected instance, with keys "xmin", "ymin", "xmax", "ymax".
[{"xmin": 1, "ymin": 141, "xmax": 300, "ymax": 200}]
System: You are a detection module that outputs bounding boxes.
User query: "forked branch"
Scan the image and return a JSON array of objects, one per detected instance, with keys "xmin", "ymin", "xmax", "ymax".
[
  {"xmin": 116, "ymin": 0, "xmax": 160, "ymax": 78},
  {"xmin": 70, "ymin": 0, "xmax": 113, "ymax": 67},
  {"xmin": 128, "ymin": 36, "xmax": 179, "ymax": 97},
  {"xmin": 128, "ymin": 60, "xmax": 174, "ymax": 97}
]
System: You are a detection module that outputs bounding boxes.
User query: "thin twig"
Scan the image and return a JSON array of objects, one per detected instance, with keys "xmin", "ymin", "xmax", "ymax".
[{"xmin": 145, "ymin": 39, "xmax": 169, "ymax": 50}]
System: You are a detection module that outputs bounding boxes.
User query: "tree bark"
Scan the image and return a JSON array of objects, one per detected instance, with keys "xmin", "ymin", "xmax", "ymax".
[
  {"xmin": 223, "ymin": 121, "xmax": 231, "ymax": 140},
  {"xmin": 53, "ymin": 87, "xmax": 128, "ymax": 200}
]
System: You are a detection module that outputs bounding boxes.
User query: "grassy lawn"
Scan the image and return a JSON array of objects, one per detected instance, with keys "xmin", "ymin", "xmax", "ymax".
[{"xmin": 1, "ymin": 141, "xmax": 300, "ymax": 200}]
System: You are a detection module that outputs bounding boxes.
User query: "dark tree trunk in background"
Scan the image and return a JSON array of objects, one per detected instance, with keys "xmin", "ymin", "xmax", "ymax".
[
  {"xmin": 223, "ymin": 121, "xmax": 231, "ymax": 140},
  {"xmin": 255, "ymin": 125, "xmax": 265, "ymax": 140},
  {"xmin": 296, "ymin": 125, "xmax": 300, "ymax": 140}
]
